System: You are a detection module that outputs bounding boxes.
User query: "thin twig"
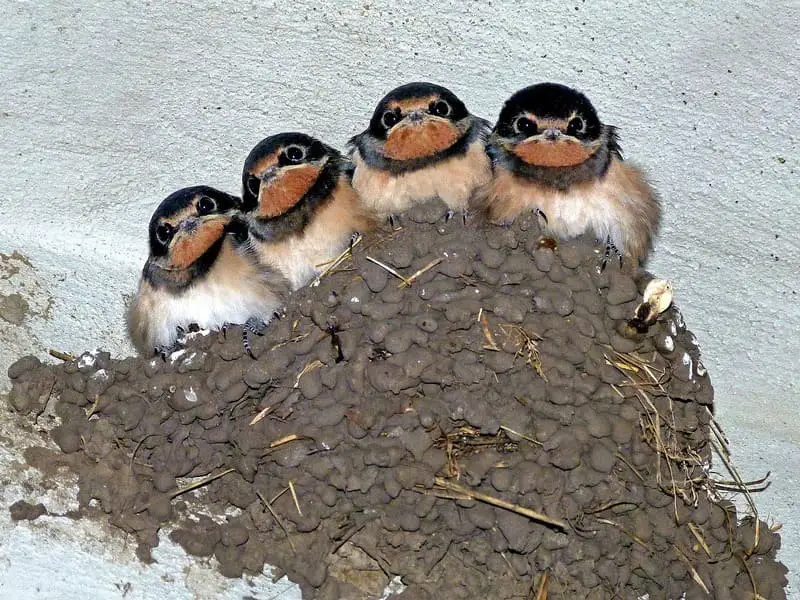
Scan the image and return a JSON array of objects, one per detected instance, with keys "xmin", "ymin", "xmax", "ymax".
[
  {"xmin": 48, "ymin": 349, "xmax": 75, "ymax": 361},
  {"xmin": 688, "ymin": 522, "xmax": 713, "ymax": 559},
  {"xmin": 170, "ymin": 468, "xmax": 236, "ymax": 499},
  {"xmin": 398, "ymin": 257, "xmax": 443, "ymax": 288},
  {"xmin": 500, "ymin": 425, "xmax": 542, "ymax": 446},
  {"xmin": 249, "ymin": 404, "xmax": 275, "ymax": 426},
  {"xmin": 130, "ymin": 434, "xmax": 156, "ymax": 471},
  {"xmin": 672, "ymin": 544, "xmax": 710, "ymax": 595},
  {"xmin": 311, "ymin": 233, "xmax": 362, "ymax": 286},
  {"xmin": 365, "ymin": 256, "xmax": 411, "ymax": 286},
  {"xmin": 293, "ymin": 359, "xmax": 323, "ymax": 389},
  {"xmin": 270, "ymin": 433, "xmax": 300, "ymax": 448},
  {"xmin": 257, "ymin": 490, "xmax": 296, "ymax": 552},
  {"xmin": 289, "ymin": 480, "xmax": 303, "ymax": 517},
  {"xmin": 480, "ymin": 310, "xmax": 500, "ymax": 351},
  {"xmin": 431, "ymin": 477, "xmax": 567, "ymax": 531},
  {"xmin": 531, "ymin": 570, "xmax": 550, "ymax": 600}
]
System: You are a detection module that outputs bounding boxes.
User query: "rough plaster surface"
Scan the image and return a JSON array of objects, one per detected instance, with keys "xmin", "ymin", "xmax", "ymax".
[{"xmin": 0, "ymin": 0, "xmax": 797, "ymax": 597}]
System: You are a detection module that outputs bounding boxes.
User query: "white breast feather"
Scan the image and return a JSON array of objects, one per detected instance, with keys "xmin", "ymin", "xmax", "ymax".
[
  {"xmin": 148, "ymin": 277, "xmax": 280, "ymax": 350},
  {"xmin": 353, "ymin": 139, "xmax": 491, "ymax": 215}
]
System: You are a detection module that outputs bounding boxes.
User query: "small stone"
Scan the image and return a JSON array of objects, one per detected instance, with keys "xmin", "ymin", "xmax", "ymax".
[
  {"xmin": 589, "ymin": 444, "xmax": 616, "ymax": 473},
  {"xmin": 7, "ymin": 356, "xmax": 41, "ymax": 379},
  {"xmin": 606, "ymin": 273, "xmax": 639, "ymax": 305},
  {"xmin": 533, "ymin": 248, "xmax": 554, "ymax": 272}
]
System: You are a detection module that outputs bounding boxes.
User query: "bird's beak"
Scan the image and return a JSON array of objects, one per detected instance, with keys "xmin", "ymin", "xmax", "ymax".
[
  {"xmin": 543, "ymin": 128, "xmax": 562, "ymax": 141},
  {"xmin": 406, "ymin": 110, "xmax": 425, "ymax": 124},
  {"xmin": 258, "ymin": 166, "xmax": 280, "ymax": 183},
  {"xmin": 167, "ymin": 214, "xmax": 230, "ymax": 269}
]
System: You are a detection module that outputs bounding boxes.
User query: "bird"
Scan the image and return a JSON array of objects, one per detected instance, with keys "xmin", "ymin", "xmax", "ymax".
[
  {"xmin": 126, "ymin": 186, "xmax": 290, "ymax": 357},
  {"xmin": 348, "ymin": 81, "xmax": 492, "ymax": 224},
  {"xmin": 240, "ymin": 132, "xmax": 372, "ymax": 290},
  {"xmin": 480, "ymin": 82, "xmax": 660, "ymax": 268}
]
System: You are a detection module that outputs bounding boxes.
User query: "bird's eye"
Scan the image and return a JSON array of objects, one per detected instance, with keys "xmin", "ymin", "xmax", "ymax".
[
  {"xmin": 382, "ymin": 110, "xmax": 400, "ymax": 129},
  {"xmin": 196, "ymin": 196, "xmax": 216, "ymax": 215},
  {"xmin": 429, "ymin": 99, "xmax": 451, "ymax": 118},
  {"xmin": 514, "ymin": 116, "xmax": 538, "ymax": 136},
  {"xmin": 245, "ymin": 175, "xmax": 261, "ymax": 198},
  {"xmin": 567, "ymin": 117, "xmax": 585, "ymax": 136},
  {"xmin": 284, "ymin": 145, "xmax": 306, "ymax": 162},
  {"xmin": 155, "ymin": 223, "xmax": 173, "ymax": 245}
]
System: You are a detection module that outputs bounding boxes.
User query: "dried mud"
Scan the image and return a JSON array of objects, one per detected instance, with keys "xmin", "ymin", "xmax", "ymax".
[{"xmin": 5, "ymin": 202, "xmax": 788, "ymax": 599}]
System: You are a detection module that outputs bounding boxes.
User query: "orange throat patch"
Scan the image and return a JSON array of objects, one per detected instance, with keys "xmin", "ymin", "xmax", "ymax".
[
  {"xmin": 382, "ymin": 120, "xmax": 461, "ymax": 161},
  {"xmin": 513, "ymin": 139, "xmax": 595, "ymax": 168},
  {"xmin": 168, "ymin": 218, "xmax": 228, "ymax": 270},
  {"xmin": 258, "ymin": 164, "xmax": 321, "ymax": 218}
]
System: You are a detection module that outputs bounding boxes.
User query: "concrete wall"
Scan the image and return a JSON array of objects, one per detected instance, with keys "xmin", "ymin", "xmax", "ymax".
[{"xmin": 1, "ymin": 0, "xmax": 797, "ymax": 597}]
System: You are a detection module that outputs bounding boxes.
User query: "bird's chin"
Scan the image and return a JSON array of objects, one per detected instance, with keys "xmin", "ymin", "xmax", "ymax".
[
  {"xmin": 167, "ymin": 217, "xmax": 229, "ymax": 270},
  {"xmin": 381, "ymin": 119, "xmax": 461, "ymax": 161},
  {"xmin": 512, "ymin": 139, "xmax": 596, "ymax": 168}
]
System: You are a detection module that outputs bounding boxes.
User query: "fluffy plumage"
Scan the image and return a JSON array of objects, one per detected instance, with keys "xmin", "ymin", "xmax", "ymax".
[
  {"xmin": 127, "ymin": 187, "xmax": 289, "ymax": 355},
  {"xmin": 480, "ymin": 83, "xmax": 660, "ymax": 266},
  {"xmin": 348, "ymin": 82, "xmax": 492, "ymax": 218},
  {"xmin": 241, "ymin": 132, "xmax": 372, "ymax": 290}
]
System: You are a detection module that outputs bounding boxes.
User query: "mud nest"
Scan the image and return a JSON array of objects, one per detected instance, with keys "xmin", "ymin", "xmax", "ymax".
[{"xmin": 6, "ymin": 202, "xmax": 788, "ymax": 599}]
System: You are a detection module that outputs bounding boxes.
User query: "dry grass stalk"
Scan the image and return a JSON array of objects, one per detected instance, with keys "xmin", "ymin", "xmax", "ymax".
[
  {"xmin": 270, "ymin": 433, "xmax": 300, "ymax": 448},
  {"xmin": 270, "ymin": 331, "xmax": 311, "ymax": 351},
  {"xmin": 672, "ymin": 543, "xmax": 710, "ymax": 595},
  {"xmin": 594, "ymin": 517, "xmax": 652, "ymax": 552},
  {"xmin": 257, "ymin": 490, "xmax": 296, "ymax": 552},
  {"xmin": 289, "ymin": 479, "xmax": 303, "ymax": 517},
  {"xmin": 688, "ymin": 521, "xmax": 713, "ymax": 558},
  {"xmin": 500, "ymin": 425, "xmax": 542, "ymax": 446},
  {"xmin": 48, "ymin": 348, "xmax": 75, "ymax": 361},
  {"xmin": 249, "ymin": 404, "xmax": 275, "ymax": 426},
  {"xmin": 365, "ymin": 255, "xmax": 411, "ymax": 286},
  {"xmin": 707, "ymin": 411, "xmax": 762, "ymax": 551},
  {"xmin": 399, "ymin": 257, "xmax": 443, "ymax": 288},
  {"xmin": 311, "ymin": 233, "xmax": 363, "ymax": 286},
  {"xmin": 499, "ymin": 324, "xmax": 546, "ymax": 380},
  {"xmin": 479, "ymin": 309, "xmax": 500, "ymax": 351},
  {"xmin": 432, "ymin": 476, "xmax": 568, "ymax": 531},
  {"xmin": 531, "ymin": 570, "xmax": 550, "ymax": 600},
  {"xmin": 293, "ymin": 359, "xmax": 323, "ymax": 389},
  {"xmin": 270, "ymin": 486, "xmax": 290, "ymax": 505},
  {"xmin": 170, "ymin": 468, "xmax": 236, "ymax": 499},
  {"xmin": 85, "ymin": 395, "xmax": 100, "ymax": 418}
]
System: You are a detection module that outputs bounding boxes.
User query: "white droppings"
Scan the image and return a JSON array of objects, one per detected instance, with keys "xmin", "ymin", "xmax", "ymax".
[
  {"xmin": 663, "ymin": 335, "xmax": 674, "ymax": 352},
  {"xmin": 380, "ymin": 576, "xmax": 406, "ymax": 599},
  {"xmin": 77, "ymin": 353, "xmax": 96, "ymax": 369},
  {"xmin": 681, "ymin": 352, "xmax": 694, "ymax": 377},
  {"xmin": 90, "ymin": 368, "xmax": 109, "ymax": 381},
  {"xmin": 320, "ymin": 442, "xmax": 331, "ymax": 451},
  {"xmin": 350, "ymin": 296, "xmax": 360, "ymax": 304},
  {"xmin": 168, "ymin": 348, "xmax": 187, "ymax": 363},
  {"xmin": 184, "ymin": 386, "xmax": 198, "ymax": 404},
  {"xmin": 178, "ymin": 329, "xmax": 211, "ymax": 343},
  {"xmin": 696, "ymin": 360, "xmax": 707, "ymax": 376}
]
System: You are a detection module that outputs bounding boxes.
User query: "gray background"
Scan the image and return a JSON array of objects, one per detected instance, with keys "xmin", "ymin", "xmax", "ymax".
[{"xmin": 1, "ymin": 0, "xmax": 797, "ymax": 598}]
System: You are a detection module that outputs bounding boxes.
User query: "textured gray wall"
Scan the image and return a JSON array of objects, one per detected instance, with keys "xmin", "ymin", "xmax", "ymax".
[{"xmin": 1, "ymin": 1, "xmax": 797, "ymax": 597}]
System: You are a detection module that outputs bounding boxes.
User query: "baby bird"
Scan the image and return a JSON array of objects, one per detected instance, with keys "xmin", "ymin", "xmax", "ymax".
[
  {"xmin": 127, "ymin": 186, "xmax": 289, "ymax": 357},
  {"xmin": 348, "ymin": 81, "xmax": 492, "ymax": 223},
  {"xmin": 482, "ymin": 83, "xmax": 660, "ymax": 267},
  {"xmin": 241, "ymin": 132, "xmax": 371, "ymax": 290}
]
